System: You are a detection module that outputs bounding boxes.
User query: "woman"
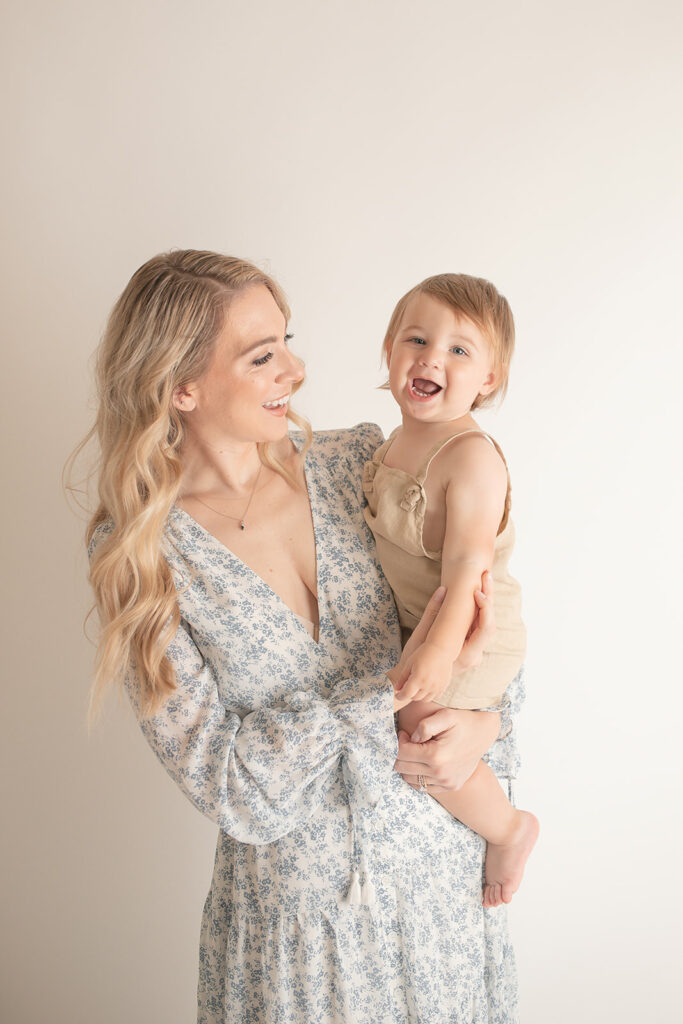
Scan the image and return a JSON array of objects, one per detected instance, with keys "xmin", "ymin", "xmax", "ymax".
[{"xmin": 82, "ymin": 250, "xmax": 523, "ymax": 1022}]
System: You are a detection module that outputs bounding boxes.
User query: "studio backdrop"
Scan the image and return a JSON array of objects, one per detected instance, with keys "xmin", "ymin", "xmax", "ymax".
[{"xmin": 1, "ymin": 1, "xmax": 681, "ymax": 1022}]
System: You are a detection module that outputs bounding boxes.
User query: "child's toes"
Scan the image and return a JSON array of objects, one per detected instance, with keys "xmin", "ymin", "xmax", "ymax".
[
  {"xmin": 483, "ymin": 883, "xmax": 502, "ymax": 908},
  {"xmin": 501, "ymin": 882, "xmax": 515, "ymax": 904}
]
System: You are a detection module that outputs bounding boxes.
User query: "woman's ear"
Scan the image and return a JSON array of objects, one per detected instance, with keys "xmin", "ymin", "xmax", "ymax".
[{"xmin": 172, "ymin": 385, "xmax": 197, "ymax": 412}]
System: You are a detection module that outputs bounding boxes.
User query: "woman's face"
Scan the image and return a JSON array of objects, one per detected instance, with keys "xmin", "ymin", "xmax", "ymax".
[{"xmin": 174, "ymin": 285, "xmax": 304, "ymax": 447}]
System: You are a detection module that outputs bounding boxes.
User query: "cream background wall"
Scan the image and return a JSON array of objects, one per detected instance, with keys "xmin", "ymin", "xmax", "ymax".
[{"xmin": 2, "ymin": 1, "xmax": 681, "ymax": 1021}]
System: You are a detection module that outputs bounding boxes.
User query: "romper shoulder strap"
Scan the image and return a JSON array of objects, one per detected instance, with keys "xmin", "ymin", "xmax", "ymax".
[
  {"xmin": 418, "ymin": 430, "xmax": 512, "ymax": 532},
  {"xmin": 415, "ymin": 429, "xmax": 503, "ymax": 482}
]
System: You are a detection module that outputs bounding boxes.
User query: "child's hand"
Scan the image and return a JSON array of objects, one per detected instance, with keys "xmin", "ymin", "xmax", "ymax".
[{"xmin": 393, "ymin": 641, "xmax": 455, "ymax": 703}]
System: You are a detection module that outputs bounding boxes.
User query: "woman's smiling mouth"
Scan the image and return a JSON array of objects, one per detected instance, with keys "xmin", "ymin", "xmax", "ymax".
[{"xmin": 262, "ymin": 394, "xmax": 289, "ymax": 415}]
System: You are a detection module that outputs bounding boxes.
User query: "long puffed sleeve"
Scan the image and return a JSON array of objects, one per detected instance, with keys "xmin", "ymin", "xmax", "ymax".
[{"xmin": 127, "ymin": 619, "xmax": 398, "ymax": 844}]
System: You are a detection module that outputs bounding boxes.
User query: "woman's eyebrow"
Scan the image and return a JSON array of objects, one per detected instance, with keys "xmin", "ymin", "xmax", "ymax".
[{"xmin": 239, "ymin": 335, "xmax": 279, "ymax": 356}]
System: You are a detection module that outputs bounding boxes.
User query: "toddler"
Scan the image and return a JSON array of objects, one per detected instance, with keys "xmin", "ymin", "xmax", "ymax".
[{"xmin": 363, "ymin": 273, "xmax": 539, "ymax": 907}]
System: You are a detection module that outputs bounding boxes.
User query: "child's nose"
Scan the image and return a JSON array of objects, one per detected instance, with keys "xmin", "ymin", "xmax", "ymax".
[{"xmin": 419, "ymin": 351, "xmax": 442, "ymax": 369}]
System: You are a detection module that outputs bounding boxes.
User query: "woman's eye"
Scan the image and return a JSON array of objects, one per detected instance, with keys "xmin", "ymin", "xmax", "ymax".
[{"xmin": 253, "ymin": 334, "xmax": 293, "ymax": 366}]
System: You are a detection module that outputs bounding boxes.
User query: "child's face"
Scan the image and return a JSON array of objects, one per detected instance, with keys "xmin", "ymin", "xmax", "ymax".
[{"xmin": 386, "ymin": 292, "xmax": 496, "ymax": 424}]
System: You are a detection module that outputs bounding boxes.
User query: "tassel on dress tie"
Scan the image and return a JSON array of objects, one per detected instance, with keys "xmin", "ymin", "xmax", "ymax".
[{"xmin": 344, "ymin": 810, "xmax": 377, "ymax": 908}]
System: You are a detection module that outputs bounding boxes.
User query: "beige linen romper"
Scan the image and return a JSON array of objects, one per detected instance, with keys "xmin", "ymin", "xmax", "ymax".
[{"xmin": 362, "ymin": 428, "xmax": 526, "ymax": 709}]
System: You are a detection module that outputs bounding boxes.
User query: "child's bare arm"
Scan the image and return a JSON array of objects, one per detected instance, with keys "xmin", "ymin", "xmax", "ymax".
[{"xmin": 394, "ymin": 437, "xmax": 507, "ymax": 702}]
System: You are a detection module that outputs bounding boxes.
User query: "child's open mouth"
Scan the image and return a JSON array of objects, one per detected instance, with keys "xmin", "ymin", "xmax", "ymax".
[{"xmin": 410, "ymin": 378, "xmax": 442, "ymax": 399}]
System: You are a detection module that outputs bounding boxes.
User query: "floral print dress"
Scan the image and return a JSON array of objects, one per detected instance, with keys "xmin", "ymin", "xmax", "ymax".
[{"xmin": 114, "ymin": 423, "xmax": 522, "ymax": 1023}]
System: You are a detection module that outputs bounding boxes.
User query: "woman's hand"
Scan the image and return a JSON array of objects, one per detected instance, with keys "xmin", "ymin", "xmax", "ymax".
[
  {"xmin": 393, "ymin": 707, "xmax": 501, "ymax": 792},
  {"xmin": 387, "ymin": 571, "xmax": 495, "ymax": 712},
  {"xmin": 388, "ymin": 569, "xmax": 499, "ymax": 790}
]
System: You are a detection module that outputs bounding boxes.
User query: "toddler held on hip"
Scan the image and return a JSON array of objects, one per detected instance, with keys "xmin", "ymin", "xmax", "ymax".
[{"xmin": 363, "ymin": 273, "xmax": 539, "ymax": 908}]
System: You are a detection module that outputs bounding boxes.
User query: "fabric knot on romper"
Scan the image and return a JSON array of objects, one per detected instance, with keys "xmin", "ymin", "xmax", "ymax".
[
  {"xmin": 400, "ymin": 484, "xmax": 424, "ymax": 512},
  {"xmin": 362, "ymin": 461, "xmax": 377, "ymax": 494}
]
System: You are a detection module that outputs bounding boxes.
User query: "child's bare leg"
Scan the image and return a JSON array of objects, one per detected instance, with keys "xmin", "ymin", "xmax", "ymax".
[
  {"xmin": 437, "ymin": 760, "xmax": 539, "ymax": 907},
  {"xmin": 398, "ymin": 700, "xmax": 539, "ymax": 908}
]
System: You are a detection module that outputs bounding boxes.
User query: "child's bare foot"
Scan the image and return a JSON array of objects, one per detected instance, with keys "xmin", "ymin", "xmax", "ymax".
[{"xmin": 482, "ymin": 810, "xmax": 539, "ymax": 908}]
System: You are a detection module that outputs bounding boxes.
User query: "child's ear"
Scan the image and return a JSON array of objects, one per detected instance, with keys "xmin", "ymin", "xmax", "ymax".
[
  {"xmin": 384, "ymin": 339, "xmax": 393, "ymax": 366},
  {"xmin": 478, "ymin": 371, "xmax": 497, "ymax": 396}
]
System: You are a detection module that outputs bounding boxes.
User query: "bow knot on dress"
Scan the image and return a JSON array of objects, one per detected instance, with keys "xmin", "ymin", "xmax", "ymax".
[{"xmin": 400, "ymin": 483, "xmax": 424, "ymax": 512}]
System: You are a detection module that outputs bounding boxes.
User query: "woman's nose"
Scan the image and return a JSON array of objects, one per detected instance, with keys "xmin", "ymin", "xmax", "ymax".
[{"xmin": 276, "ymin": 347, "xmax": 305, "ymax": 384}]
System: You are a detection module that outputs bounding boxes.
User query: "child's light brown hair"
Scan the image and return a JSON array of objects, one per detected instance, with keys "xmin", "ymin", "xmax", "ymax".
[{"xmin": 383, "ymin": 273, "xmax": 515, "ymax": 409}]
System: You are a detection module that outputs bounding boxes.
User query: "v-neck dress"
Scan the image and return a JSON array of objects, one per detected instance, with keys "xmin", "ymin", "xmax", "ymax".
[{"xmin": 98, "ymin": 423, "xmax": 523, "ymax": 1023}]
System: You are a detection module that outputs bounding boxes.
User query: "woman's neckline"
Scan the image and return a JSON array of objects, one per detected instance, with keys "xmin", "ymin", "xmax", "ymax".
[{"xmin": 169, "ymin": 437, "xmax": 321, "ymax": 645}]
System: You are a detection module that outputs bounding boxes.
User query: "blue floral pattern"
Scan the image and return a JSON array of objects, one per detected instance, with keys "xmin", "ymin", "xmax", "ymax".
[{"xmin": 101, "ymin": 423, "xmax": 522, "ymax": 1023}]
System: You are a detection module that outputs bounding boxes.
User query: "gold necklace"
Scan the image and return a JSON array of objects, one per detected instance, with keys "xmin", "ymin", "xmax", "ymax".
[{"xmin": 191, "ymin": 465, "xmax": 262, "ymax": 530}]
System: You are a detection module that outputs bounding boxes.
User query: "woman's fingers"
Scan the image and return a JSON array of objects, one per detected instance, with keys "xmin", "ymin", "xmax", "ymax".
[
  {"xmin": 396, "ymin": 683, "xmax": 429, "ymax": 704},
  {"xmin": 402, "ymin": 774, "xmax": 430, "ymax": 790},
  {"xmin": 475, "ymin": 571, "xmax": 495, "ymax": 640},
  {"xmin": 393, "ymin": 733, "xmax": 434, "ymax": 776},
  {"xmin": 393, "ymin": 667, "xmax": 411, "ymax": 693},
  {"xmin": 394, "ymin": 722, "xmax": 480, "ymax": 789},
  {"xmin": 455, "ymin": 572, "xmax": 496, "ymax": 671},
  {"xmin": 400, "ymin": 774, "xmax": 452, "ymax": 794},
  {"xmin": 416, "ymin": 585, "xmax": 447, "ymax": 638},
  {"xmin": 408, "ymin": 706, "xmax": 457, "ymax": 744},
  {"xmin": 394, "ymin": 672, "xmax": 418, "ymax": 700}
]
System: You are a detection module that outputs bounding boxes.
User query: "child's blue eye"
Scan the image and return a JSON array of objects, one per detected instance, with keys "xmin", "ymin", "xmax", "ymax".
[
  {"xmin": 408, "ymin": 336, "xmax": 426, "ymax": 345},
  {"xmin": 284, "ymin": 333, "xmax": 293, "ymax": 344},
  {"xmin": 451, "ymin": 346, "xmax": 467, "ymax": 356}
]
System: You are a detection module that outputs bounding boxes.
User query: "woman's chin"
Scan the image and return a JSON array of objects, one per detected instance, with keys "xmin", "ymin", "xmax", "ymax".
[{"xmin": 261, "ymin": 419, "xmax": 293, "ymax": 449}]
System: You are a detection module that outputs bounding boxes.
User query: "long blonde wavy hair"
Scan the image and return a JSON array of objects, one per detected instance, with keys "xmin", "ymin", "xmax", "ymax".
[{"xmin": 69, "ymin": 250, "xmax": 311, "ymax": 721}]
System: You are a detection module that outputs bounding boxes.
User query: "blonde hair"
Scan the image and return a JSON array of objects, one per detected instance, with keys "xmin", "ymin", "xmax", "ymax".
[
  {"xmin": 68, "ymin": 249, "xmax": 311, "ymax": 720},
  {"xmin": 382, "ymin": 273, "xmax": 515, "ymax": 409}
]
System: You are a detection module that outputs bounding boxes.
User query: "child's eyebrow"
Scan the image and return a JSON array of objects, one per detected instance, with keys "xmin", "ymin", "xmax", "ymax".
[{"xmin": 454, "ymin": 332, "xmax": 480, "ymax": 349}]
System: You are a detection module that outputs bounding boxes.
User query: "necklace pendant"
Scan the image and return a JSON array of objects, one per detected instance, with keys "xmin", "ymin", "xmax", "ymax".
[{"xmin": 240, "ymin": 521, "xmax": 246, "ymax": 530}]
